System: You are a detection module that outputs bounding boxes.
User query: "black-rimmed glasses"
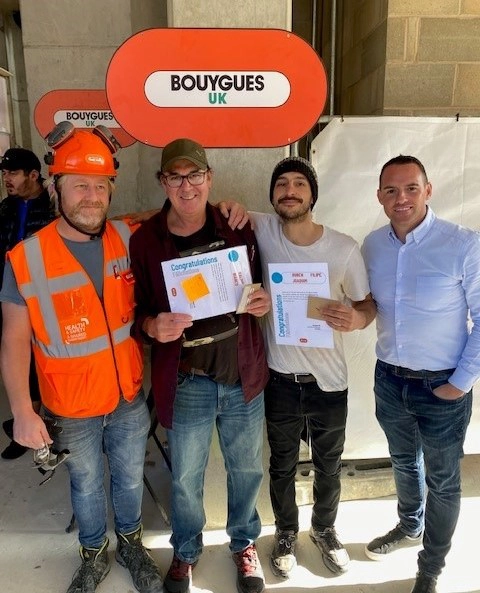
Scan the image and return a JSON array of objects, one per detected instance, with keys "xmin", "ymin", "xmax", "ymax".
[{"xmin": 162, "ymin": 170, "xmax": 207, "ymax": 188}]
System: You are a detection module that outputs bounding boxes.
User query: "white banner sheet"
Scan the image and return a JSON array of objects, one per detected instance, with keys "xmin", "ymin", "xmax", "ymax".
[{"xmin": 311, "ymin": 116, "xmax": 480, "ymax": 458}]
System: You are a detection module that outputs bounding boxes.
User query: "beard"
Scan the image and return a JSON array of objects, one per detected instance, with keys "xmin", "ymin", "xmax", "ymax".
[
  {"xmin": 63, "ymin": 201, "xmax": 108, "ymax": 233},
  {"xmin": 274, "ymin": 197, "xmax": 311, "ymax": 221},
  {"xmin": 5, "ymin": 179, "xmax": 29, "ymax": 197}
]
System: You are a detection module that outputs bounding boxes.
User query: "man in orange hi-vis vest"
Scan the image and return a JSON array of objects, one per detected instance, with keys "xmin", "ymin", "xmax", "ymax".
[{"xmin": 0, "ymin": 122, "xmax": 163, "ymax": 593}]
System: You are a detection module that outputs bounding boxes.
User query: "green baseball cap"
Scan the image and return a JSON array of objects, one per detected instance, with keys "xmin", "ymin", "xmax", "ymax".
[{"xmin": 161, "ymin": 138, "xmax": 209, "ymax": 172}]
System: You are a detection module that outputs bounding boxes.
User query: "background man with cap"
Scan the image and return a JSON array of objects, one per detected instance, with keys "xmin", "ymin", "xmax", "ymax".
[
  {"xmin": 221, "ymin": 156, "xmax": 375, "ymax": 579},
  {"xmin": 130, "ymin": 138, "xmax": 270, "ymax": 593},
  {"xmin": 0, "ymin": 147, "xmax": 56, "ymax": 459},
  {"xmin": 0, "ymin": 124, "xmax": 163, "ymax": 593}
]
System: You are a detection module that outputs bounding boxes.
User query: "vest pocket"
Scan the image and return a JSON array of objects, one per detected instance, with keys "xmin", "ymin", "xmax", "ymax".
[{"xmin": 41, "ymin": 358, "xmax": 90, "ymax": 416}]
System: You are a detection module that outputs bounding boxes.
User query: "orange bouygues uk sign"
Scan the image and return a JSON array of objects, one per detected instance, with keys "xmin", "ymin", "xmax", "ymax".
[
  {"xmin": 34, "ymin": 90, "xmax": 136, "ymax": 147},
  {"xmin": 106, "ymin": 28, "xmax": 328, "ymax": 148}
]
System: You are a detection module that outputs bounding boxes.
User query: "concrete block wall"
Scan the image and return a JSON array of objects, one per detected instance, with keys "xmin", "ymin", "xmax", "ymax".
[
  {"xmin": 18, "ymin": 0, "xmax": 167, "ymax": 216},
  {"xmin": 337, "ymin": 0, "xmax": 388, "ymax": 115},
  {"xmin": 16, "ymin": 0, "xmax": 290, "ymax": 215},
  {"xmin": 385, "ymin": 0, "xmax": 480, "ymax": 115},
  {"xmin": 333, "ymin": 0, "xmax": 480, "ymax": 117},
  {"xmin": 6, "ymin": 1, "xmax": 480, "ymax": 208}
]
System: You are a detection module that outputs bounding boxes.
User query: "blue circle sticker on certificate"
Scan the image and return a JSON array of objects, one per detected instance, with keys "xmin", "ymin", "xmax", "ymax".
[{"xmin": 271, "ymin": 272, "xmax": 283, "ymax": 284}]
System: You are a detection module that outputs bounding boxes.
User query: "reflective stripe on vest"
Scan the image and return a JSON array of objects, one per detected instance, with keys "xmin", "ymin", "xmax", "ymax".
[{"xmin": 19, "ymin": 223, "xmax": 132, "ymax": 359}]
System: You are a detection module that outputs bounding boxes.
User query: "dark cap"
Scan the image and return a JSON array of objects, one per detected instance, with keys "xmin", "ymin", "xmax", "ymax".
[
  {"xmin": 270, "ymin": 156, "xmax": 318, "ymax": 208},
  {"xmin": 0, "ymin": 148, "xmax": 42, "ymax": 173},
  {"xmin": 161, "ymin": 138, "xmax": 209, "ymax": 172}
]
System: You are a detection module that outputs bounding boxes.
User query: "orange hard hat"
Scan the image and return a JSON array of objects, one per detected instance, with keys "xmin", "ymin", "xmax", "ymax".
[{"xmin": 45, "ymin": 122, "xmax": 119, "ymax": 177}]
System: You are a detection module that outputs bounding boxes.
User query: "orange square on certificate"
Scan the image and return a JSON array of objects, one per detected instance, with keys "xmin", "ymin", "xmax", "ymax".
[{"xmin": 181, "ymin": 273, "xmax": 210, "ymax": 303}]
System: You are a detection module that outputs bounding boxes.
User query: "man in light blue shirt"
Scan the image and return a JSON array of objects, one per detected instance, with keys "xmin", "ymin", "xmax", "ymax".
[{"xmin": 362, "ymin": 155, "xmax": 480, "ymax": 593}]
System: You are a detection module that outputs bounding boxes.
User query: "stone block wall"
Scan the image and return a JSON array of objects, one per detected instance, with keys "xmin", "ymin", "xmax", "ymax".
[
  {"xmin": 334, "ymin": 0, "xmax": 480, "ymax": 116},
  {"xmin": 384, "ymin": 0, "xmax": 480, "ymax": 115},
  {"xmin": 336, "ymin": 0, "xmax": 388, "ymax": 115}
]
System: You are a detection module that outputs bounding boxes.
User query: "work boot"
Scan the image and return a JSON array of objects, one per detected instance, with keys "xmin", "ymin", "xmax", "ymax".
[
  {"xmin": 232, "ymin": 544, "xmax": 265, "ymax": 593},
  {"xmin": 116, "ymin": 526, "xmax": 164, "ymax": 593},
  {"xmin": 270, "ymin": 529, "xmax": 297, "ymax": 578},
  {"xmin": 309, "ymin": 526, "xmax": 350, "ymax": 574},
  {"xmin": 66, "ymin": 539, "xmax": 110, "ymax": 593},
  {"xmin": 164, "ymin": 555, "xmax": 197, "ymax": 593}
]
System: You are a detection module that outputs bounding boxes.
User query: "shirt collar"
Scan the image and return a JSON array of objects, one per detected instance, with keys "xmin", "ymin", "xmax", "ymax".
[{"xmin": 387, "ymin": 206, "xmax": 435, "ymax": 245}]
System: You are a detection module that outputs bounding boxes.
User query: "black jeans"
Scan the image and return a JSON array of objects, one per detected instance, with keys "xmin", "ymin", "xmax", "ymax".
[{"xmin": 265, "ymin": 370, "xmax": 348, "ymax": 532}]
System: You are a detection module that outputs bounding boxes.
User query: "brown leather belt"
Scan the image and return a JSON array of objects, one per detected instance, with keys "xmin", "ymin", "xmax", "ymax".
[{"xmin": 182, "ymin": 326, "xmax": 238, "ymax": 348}]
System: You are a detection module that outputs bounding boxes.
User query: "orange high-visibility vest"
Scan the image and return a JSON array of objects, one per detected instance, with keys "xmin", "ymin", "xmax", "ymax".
[{"xmin": 7, "ymin": 219, "xmax": 143, "ymax": 418}]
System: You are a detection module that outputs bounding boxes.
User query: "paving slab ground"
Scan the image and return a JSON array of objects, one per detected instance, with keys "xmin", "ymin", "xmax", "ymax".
[{"xmin": 1, "ymin": 388, "xmax": 479, "ymax": 593}]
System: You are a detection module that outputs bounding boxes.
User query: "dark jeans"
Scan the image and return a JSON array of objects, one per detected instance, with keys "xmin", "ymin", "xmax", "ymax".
[
  {"xmin": 374, "ymin": 360, "xmax": 472, "ymax": 577},
  {"xmin": 265, "ymin": 370, "xmax": 348, "ymax": 533}
]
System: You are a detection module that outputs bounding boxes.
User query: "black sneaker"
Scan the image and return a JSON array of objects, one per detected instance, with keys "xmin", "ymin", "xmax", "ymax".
[
  {"xmin": 232, "ymin": 544, "xmax": 265, "ymax": 593},
  {"xmin": 365, "ymin": 524, "xmax": 423, "ymax": 561},
  {"xmin": 66, "ymin": 539, "xmax": 110, "ymax": 593},
  {"xmin": 164, "ymin": 555, "xmax": 197, "ymax": 593},
  {"xmin": 116, "ymin": 526, "xmax": 164, "ymax": 593},
  {"xmin": 1, "ymin": 440, "xmax": 28, "ymax": 460},
  {"xmin": 2, "ymin": 418, "xmax": 14, "ymax": 439},
  {"xmin": 309, "ymin": 526, "xmax": 349, "ymax": 574},
  {"xmin": 270, "ymin": 530, "xmax": 297, "ymax": 578},
  {"xmin": 410, "ymin": 572, "xmax": 437, "ymax": 593}
]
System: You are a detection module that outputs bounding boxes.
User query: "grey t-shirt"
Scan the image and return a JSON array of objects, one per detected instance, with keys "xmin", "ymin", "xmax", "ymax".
[{"xmin": 0, "ymin": 237, "xmax": 104, "ymax": 305}]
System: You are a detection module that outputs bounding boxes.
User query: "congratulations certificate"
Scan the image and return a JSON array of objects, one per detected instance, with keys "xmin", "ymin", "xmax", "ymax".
[
  {"xmin": 161, "ymin": 245, "xmax": 252, "ymax": 320},
  {"xmin": 268, "ymin": 262, "xmax": 334, "ymax": 348}
]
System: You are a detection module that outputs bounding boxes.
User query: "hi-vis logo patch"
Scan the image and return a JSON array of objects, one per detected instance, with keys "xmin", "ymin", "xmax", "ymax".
[
  {"xmin": 106, "ymin": 28, "xmax": 327, "ymax": 148},
  {"xmin": 64, "ymin": 318, "xmax": 89, "ymax": 344}
]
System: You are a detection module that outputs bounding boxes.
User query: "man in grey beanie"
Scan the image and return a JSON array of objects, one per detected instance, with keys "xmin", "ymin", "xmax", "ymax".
[{"xmin": 221, "ymin": 155, "xmax": 376, "ymax": 579}]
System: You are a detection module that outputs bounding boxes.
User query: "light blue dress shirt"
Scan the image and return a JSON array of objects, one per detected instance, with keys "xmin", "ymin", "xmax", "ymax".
[{"xmin": 362, "ymin": 207, "xmax": 480, "ymax": 393}]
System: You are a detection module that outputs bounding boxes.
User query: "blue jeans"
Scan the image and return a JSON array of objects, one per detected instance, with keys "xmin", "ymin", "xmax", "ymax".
[
  {"xmin": 45, "ymin": 389, "xmax": 150, "ymax": 549},
  {"xmin": 374, "ymin": 360, "xmax": 472, "ymax": 577},
  {"xmin": 265, "ymin": 371, "xmax": 347, "ymax": 532},
  {"xmin": 167, "ymin": 372, "xmax": 264, "ymax": 563}
]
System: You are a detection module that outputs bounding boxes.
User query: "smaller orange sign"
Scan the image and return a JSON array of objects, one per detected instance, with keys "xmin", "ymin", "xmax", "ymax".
[
  {"xmin": 106, "ymin": 28, "xmax": 328, "ymax": 148},
  {"xmin": 34, "ymin": 90, "xmax": 135, "ymax": 147}
]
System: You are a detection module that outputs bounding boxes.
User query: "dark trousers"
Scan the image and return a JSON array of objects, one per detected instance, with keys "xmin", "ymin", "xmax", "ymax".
[
  {"xmin": 374, "ymin": 360, "xmax": 472, "ymax": 577},
  {"xmin": 265, "ymin": 370, "xmax": 348, "ymax": 532}
]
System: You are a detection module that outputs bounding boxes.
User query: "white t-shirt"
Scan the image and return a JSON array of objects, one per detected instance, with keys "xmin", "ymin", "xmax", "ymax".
[{"xmin": 251, "ymin": 211, "xmax": 370, "ymax": 391}]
